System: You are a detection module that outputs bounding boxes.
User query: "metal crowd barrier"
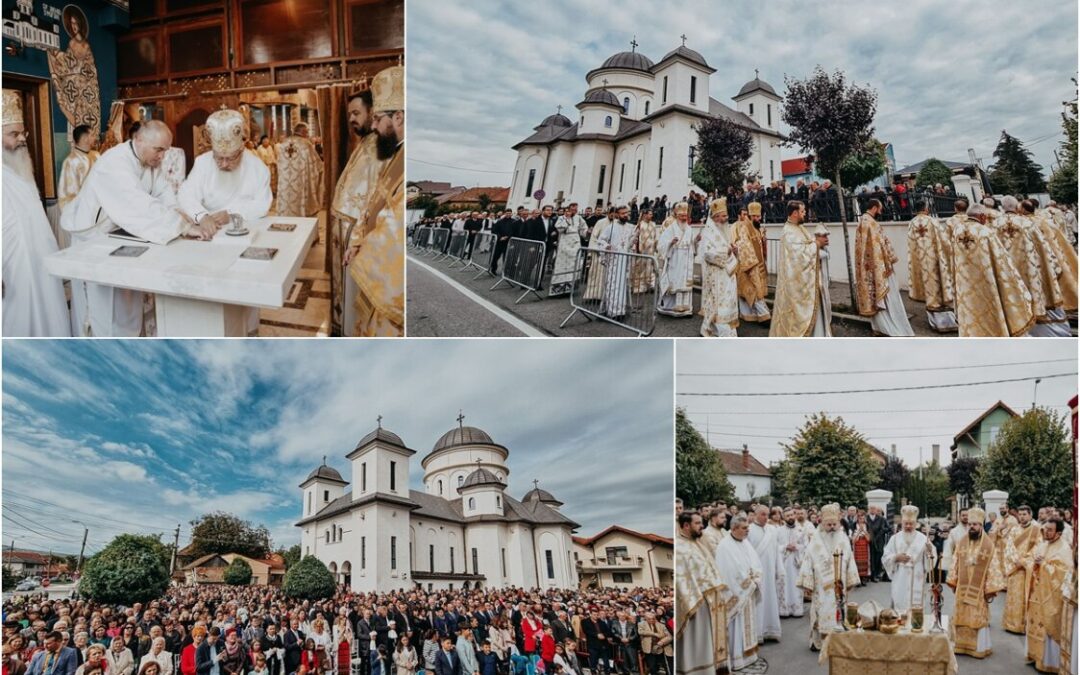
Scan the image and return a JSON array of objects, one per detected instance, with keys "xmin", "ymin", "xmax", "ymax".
[
  {"xmin": 429, "ymin": 228, "xmax": 450, "ymax": 260},
  {"xmin": 490, "ymin": 237, "xmax": 546, "ymax": 303},
  {"xmin": 560, "ymin": 247, "xmax": 659, "ymax": 337},
  {"xmin": 445, "ymin": 231, "xmax": 469, "ymax": 268},
  {"xmin": 412, "ymin": 226, "xmax": 432, "ymax": 250},
  {"xmin": 464, "ymin": 231, "xmax": 497, "ymax": 278}
]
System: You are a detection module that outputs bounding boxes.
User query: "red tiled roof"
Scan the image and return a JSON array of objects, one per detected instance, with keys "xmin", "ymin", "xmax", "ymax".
[
  {"xmin": 715, "ymin": 448, "xmax": 772, "ymax": 477},
  {"xmin": 436, "ymin": 187, "xmax": 510, "ymax": 206},
  {"xmin": 573, "ymin": 525, "xmax": 673, "ymax": 547},
  {"xmin": 782, "ymin": 157, "xmax": 812, "ymax": 176}
]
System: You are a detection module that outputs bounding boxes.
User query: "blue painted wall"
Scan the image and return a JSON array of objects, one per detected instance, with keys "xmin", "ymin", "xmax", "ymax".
[{"xmin": 2, "ymin": 0, "xmax": 126, "ymax": 185}]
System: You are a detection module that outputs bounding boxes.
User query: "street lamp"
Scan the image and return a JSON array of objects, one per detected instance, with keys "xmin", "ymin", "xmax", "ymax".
[{"xmin": 1033, "ymin": 378, "xmax": 1042, "ymax": 410}]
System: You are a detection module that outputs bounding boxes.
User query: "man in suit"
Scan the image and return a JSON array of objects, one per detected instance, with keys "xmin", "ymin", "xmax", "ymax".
[
  {"xmin": 609, "ymin": 612, "xmax": 637, "ymax": 675},
  {"xmin": 195, "ymin": 628, "xmax": 222, "ymax": 675},
  {"xmin": 842, "ymin": 506, "xmax": 858, "ymax": 537},
  {"xmin": 372, "ymin": 606, "xmax": 391, "ymax": 648},
  {"xmin": 509, "ymin": 602, "xmax": 525, "ymax": 655},
  {"xmin": 432, "ymin": 608, "xmax": 452, "ymax": 641},
  {"xmin": 259, "ymin": 622, "xmax": 284, "ymax": 675},
  {"xmin": 635, "ymin": 612, "xmax": 670, "ymax": 675},
  {"xmin": 282, "ymin": 619, "xmax": 303, "ymax": 675},
  {"xmin": 550, "ymin": 611, "xmax": 571, "ymax": 645},
  {"xmin": 867, "ymin": 505, "xmax": 890, "ymax": 582},
  {"xmin": 433, "ymin": 637, "xmax": 460, "ymax": 675},
  {"xmin": 580, "ymin": 608, "xmax": 608, "ymax": 675},
  {"xmin": 489, "ymin": 210, "xmax": 514, "ymax": 275},
  {"xmin": 27, "ymin": 631, "xmax": 78, "ymax": 675}
]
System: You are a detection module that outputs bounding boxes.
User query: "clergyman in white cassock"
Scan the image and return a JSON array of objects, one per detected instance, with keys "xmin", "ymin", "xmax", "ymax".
[
  {"xmin": 882, "ymin": 505, "xmax": 937, "ymax": 616},
  {"xmin": 596, "ymin": 207, "xmax": 633, "ymax": 318},
  {"xmin": 797, "ymin": 503, "xmax": 860, "ymax": 651},
  {"xmin": 777, "ymin": 508, "xmax": 807, "ymax": 618},
  {"xmin": 177, "ymin": 108, "xmax": 272, "ymax": 335},
  {"xmin": 698, "ymin": 198, "xmax": 740, "ymax": 337},
  {"xmin": 714, "ymin": 516, "xmax": 762, "ymax": 671},
  {"xmin": 61, "ymin": 120, "xmax": 215, "ymax": 336},
  {"xmin": 2, "ymin": 89, "xmax": 71, "ymax": 336},
  {"xmin": 747, "ymin": 506, "xmax": 783, "ymax": 641},
  {"xmin": 656, "ymin": 201, "xmax": 695, "ymax": 317}
]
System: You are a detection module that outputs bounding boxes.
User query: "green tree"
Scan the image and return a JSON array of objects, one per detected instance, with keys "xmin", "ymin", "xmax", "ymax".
[
  {"xmin": 477, "ymin": 194, "xmax": 492, "ymax": 212},
  {"xmin": 188, "ymin": 512, "xmax": 271, "ymax": 560},
  {"xmin": 833, "ymin": 139, "xmax": 887, "ymax": 189},
  {"xmin": 693, "ymin": 116, "xmax": 753, "ymax": 193},
  {"xmin": 975, "ymin": 407, "xmax": 1073, "ymax": 509},
  {"xmin": 279, "ymin": 544, "xmax": 302, "ymax": 570},
  {"xmin": 675, "ymin": 408, "xmax": 735, "ymax": 507},
  {"xmin": 282, "ymin": 555, "xmax": 336, "ymax": 600},
  {"xmin": 80, "ymin": 534, "xmax": 170, "ymax": 604},
  {"xmin": 878, "ymin": 455, "xmax": 911, "ymax": 509},
  {"xmin": 904, "ymin": 460, "xmax": 951, "ymax": 517},
  {"xmin": 782, "ymin": 67, "xmax": 878, "ymax": 305},
  {"xmin": 1048, "ymin": 79, "xmax": 1078, "ymax": 205},
  {"xmin": 915, "ymin": 158, "xmax": 954, "ymax": 190},
  {"xmin": 947, "ymin": 456, "xmax": 981, "ymax": 502},
  {"xmin": 769, "ymin": 459, "xmax": 794, "ymax": 506},
  {"xmin": 409, "ymin": 194, "xmax": 440, "ymax": 218},
  {"xmin": 3, "ymin": 565, "xmax": 18, "ymax": 587},
  {"xmin": 987, "ymin": 130, "xmax": 1046, "ymax": 195},
  {"xmin": 781, "ymin": 414, "xmax": 880, "ymax": 507},
  {"xmin": 223, "ymin": 557, "xmax": 253, "ymax": 585}
]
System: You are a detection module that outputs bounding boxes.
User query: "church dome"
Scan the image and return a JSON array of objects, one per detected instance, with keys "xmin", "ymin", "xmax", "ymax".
[
  {"xmin": 578, "ymin": 89, "xmax": 622, "ymax": 108},
  {"xmin": 538, "ymin": 113, "xmax": 573, "ymax": 128},
  {"xmin": 302, "ymin": 463, "xmax": 346, "ymax": 484},
  {"xmin": 523, "ymin": 484, "xmax": 563, "ymax": 506},
  {"xmin": 432, "ymin": 425, "xmax": 495, "ymax": 452},
  {"xmin": 353, "ymin": 426, "xmax": 405, "ymax": 450},
  {"xmin": 459, "ymin": 466, "xmax": 505, "ymax": 491},
  {"xmin": 735, "ymin": 75, "xmax": 779, "ymax": 98},
  {"xmin": 657, "ymin": 45, "xmax": 711, "ymax": 70},
  {"xmin": 598, "ymin": 51, "xmax": 654, "ymax": 73}
]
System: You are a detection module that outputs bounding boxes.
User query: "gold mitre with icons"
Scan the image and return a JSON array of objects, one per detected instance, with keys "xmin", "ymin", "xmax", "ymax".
[
  {"xmin": 709, "ymin": 198, "xmax": 727, "ymax": 217},
  {"xmin": 205, "ymin": 108, "xmax": 246, "ymax": 156},
  {"xmin": 3, "ymin": 89, "xmax": 23, "ymax": 126},
  {"xmin": 372, "ymin": 66, "xmax": 404, "ymax": 114}
]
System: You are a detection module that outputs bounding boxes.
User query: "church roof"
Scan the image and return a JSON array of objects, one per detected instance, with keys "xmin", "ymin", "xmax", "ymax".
[
  {"xmin": 432, "ymin": 425, "xmax": 496, "ymax": 452},
  {"xmin": 354, "ymin": 427, "xmax": 406, "ymax": 450},
  {"xmin": 598, "ymin": 50, "xmax": 655, "ymax": 73},
  {"xmin": 537, "ymin": 113, "xmax": 573, "ymax": 129},
  {"xmin": 300, "ymin": 463, "xmax": 347, "ymax": 487},
  {"xmin": 735, "ymin": 75, "xmax": 780, "ymax": 99},
  {"xmin": 522, "ymin": 485, "xmax": 563, "ymax": 506},
  {"xmin": 577, "ymin": 89, "xmax": 622, "ymax": 109},
  {"xmin": 513, "ymin": 117, "xmax": 651, "ymax": 150},
  {"xmin": 459, "ymin": 466, "xmax": 505, "ymax": 491},
  {"xmin": 653, "ymin": 45, "xmax": 714, "ymax": 73}
]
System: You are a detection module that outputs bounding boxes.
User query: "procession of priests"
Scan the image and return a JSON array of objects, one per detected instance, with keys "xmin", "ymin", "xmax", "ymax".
[
  {"xmin": 677, "ymin": 499, "xmax": 1079, "ymax": 674},
  {"xmin": 1, "ymin": 64, "xmax": 403, "ymax": 337}
]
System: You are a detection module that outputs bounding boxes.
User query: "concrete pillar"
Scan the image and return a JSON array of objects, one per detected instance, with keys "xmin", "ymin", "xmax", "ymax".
[
  {"xmin": 982, "ymin": 490, "xmax": 1008, "ymax": 516},
  {"xmin": 867, "ymin": 488, "xmax": 893, "ymax": 515}
]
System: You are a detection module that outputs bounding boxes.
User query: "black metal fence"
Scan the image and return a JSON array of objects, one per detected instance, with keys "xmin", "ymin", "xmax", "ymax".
[
  {"xmin": 490, "ymin": 237, "xmax": 546, "ymax": 303},
  {"xmin": 445, "ymin": 231, "xmax": 469, "ymax": 267},
  {"xmin": 560, "ymin": 247, "xmax": 659, "ymax": 337},
  {"xmin": 465, "ymin": 232, "xmax": 497, "ymax": 279},
  {"xmin": 712, "ymin": 192, "xmax": 959, "ymax": 224}
]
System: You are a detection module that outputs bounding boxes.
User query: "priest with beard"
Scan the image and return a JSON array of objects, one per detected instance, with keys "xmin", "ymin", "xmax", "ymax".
[
  {"xmin": 747, "ymin": 505, "xmax": 783, "ymax": 642},
  {"xmin": 1002, "ymin": 505, "xmax": 1041, "ymax": 634},
  {"xmin": 490, "ymin": 209, "xmax": 515, "ymax": 276},
  {"xmin": 1022, "ymin": 519, "xmax": 1072, "ymax": 672},
  {"xmin": 2, "ymin": 89, "xmax": 70, "ymax": 336},
  {"xmin": 331, "ymin": 88, "xmax": 384, "ymax": 335},
  {"xmin": 945, "ymin": 507, "xmax": 1006, "ymax": 659},
  {"xmin": 881, "ymin": 505, "xmax": 937, "ymax": 618},
  {"xmin": 344, "ymin": 65, "xmax": 404, "ymax": 337},
  {"xmin": 698, "ymin": 198, "xmax": 740, "ymax": 337},
  {"xmin": 770, "ymin": 201, "xmax": 832, "ymax": 336},
  {"xmin": 675, "ymin": 511, "xmax": 728, "ymax": 675},
  {"xmin": 655, "ymin": 201, "xmax": 695, "ymax": 317},
  {"xmin": 776, "ymin": 507, "xmax": 807, "ymax": 619},
  {"xmin": 796, "ymin": 503, "xmax": 860, "ymax": 651},
  {"xmin": 596, "ymin": 205, "xmax": 633, "ymax": 319},
  {"xmin": 714, "ymin": 515, "xmax": 762, "ymax": 671}
]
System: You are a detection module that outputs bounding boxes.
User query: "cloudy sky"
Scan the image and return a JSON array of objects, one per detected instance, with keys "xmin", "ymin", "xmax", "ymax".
[
  {"xmin": 2, "ymin": 340, "xmax": 673, "ymax": 556},
  {"xmin": 408, "ymin": 0, "xmax": 1077, "ymax": 189},
  {"xmin": 676, "ymin": 340, "xmax": 1077, "ymax": 470}
]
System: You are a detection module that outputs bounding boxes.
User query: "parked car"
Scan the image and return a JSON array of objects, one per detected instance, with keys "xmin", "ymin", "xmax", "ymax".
[{"xmin": 15, "ymin": 579, "xmax": 40, "ymax": 591}]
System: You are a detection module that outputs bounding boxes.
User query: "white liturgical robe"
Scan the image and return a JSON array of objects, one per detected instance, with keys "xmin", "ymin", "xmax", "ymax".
[
  {"xmin": 3, "ymin": 171, "xmax": 71, "ymax": 336},
  {"xmin": 177, "ymin": 151, "xmax": 272, "ymax": 225},
  {"xmin": 797, "ymin": 528, "xmax": 860, "ymax": 650},
  {"xmin": 656, "ymin": 220, "xmax": 695, "ymax": 316},
  {"xmin": 776, "ymin": 523, "xmax": 807, "ymax": 617},
  {"xmin": 597, "ymin": 219, "xmax": 633, "ymax": 317},
  {"xmin": 715, "ymin": 535, "xmax": 762, "ymax": 670},
  {"xmin": 61, "ymin": 140, "xmax": 188, "ymax": 336},
  {"xmin": 882, "ymin": 529, "xmax": 936, "ymax": 615},
  {"xmin": 747, "ymin": 522, "xmax": 783, "ymax": 641}
]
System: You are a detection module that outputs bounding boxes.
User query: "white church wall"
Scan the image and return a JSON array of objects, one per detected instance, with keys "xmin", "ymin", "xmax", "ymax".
[
  {"xmin": 648, "ymin": 112, "xmax": 698, "ymax": 201},
  {"xmin": 567, "ymin": 142, "xmax": 616, "ymax": 209},
  {"xmin": 422, "ymin": 447, "xmax": 508, "ymax": 489},
  {"xmin": 506, "ymin": 525, "xmax": 539, "ymax": 588},
  {"xmin": 463, "ymin": 522, "xmax": 503, "ymax": 587},
  {"xmin": 510, "ymin": 149, "xmax": 549, "ymax": 209},
  {"xmin": 587, "ymin": 71, "xmax": 654, "ymax": 112},
  {"xmin": 461, "ymin": 488, "xmax": 504, "ymax": 516},
  {"xmin": 546, "ymin": 143, "xmax": 576, "ymax": 206}
]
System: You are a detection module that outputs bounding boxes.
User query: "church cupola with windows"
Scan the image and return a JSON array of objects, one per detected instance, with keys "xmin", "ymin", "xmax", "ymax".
[
  {"xmin": 649, "ymin": 37, "xmax": 715, "ymax": 114},
  {"xmin": 299, "ymin": 458, "xmax": 347, "ymax": 518},
  {"xmin": 422, "ymin": 413, "xmax": 510, "ymax": 499},
  {"xmin": 733, "ymin": 70, "xmax": 781, "ymax": 132},
  {"xmin": 458, "ymin": 460, "xmax": 506, "ymax": 517},
  {"xmin": 576, "ymin": 87, "xmax": 623, "ymax": 137}
]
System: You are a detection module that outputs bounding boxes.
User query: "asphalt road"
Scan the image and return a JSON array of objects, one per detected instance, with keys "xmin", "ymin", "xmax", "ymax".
[
  {"xmin": 406, "ymin": 251, "xmax": 883, "ymax": 338},
  {"xmin": 753, "ymin": 573, "xmax": 1039, "ymax": 675}
]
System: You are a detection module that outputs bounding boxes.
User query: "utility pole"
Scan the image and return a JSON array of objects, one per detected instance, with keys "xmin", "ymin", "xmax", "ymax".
[
  {"xmin": 76, "ymin": 527, "xmax": 89, "ymax": 574},
  {"xmin": 169, "ymin": 525, "xmax": 180, "ymax": 576}
]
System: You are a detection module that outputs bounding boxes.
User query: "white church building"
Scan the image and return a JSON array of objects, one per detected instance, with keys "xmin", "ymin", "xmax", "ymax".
[
  {"xmin": 297, "ymin": 419, "xmax": 580, "ymax": 592},
  {"xmin": 507, "ymin": 41, "xmax": 785, "ymax": 211}
]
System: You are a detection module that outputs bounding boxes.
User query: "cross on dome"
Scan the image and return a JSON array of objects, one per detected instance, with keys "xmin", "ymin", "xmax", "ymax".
[
  {"xmin": 630, "ymin": 36, "xmax": 638, "ymax": 52},
  {"xmin": 755, "ymin": 68, "xmax": 759, "ymax": 79},
  {"xmin": 680, "ymin": 34, "xmax": 687, "ymax": 47},
  {"xmin": 556, "ymin": 104, "xmax": 562, "ymax": 115},
  {"xmin": 322, "ymin": 455, "xmax": 327, "ymax": 465},
  {"xmin": 377, "ymin": 414, "xmax": 383, "ymax": 428},
  {"xmin": 532, "ymin": 479, "xmax": 540, "ymax": 489},
  {"xmin": 457, "ymin": 410, "xmax": 465, "ymax": 428}
]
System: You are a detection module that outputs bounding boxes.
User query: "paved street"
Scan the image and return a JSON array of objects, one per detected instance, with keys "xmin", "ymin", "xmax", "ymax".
[
  {"xmin": 406, "ymin": 252, "xmax": 883, "ymax": 337},
  {"xmin": 753, "ymin": 576, "xmax": 1038, "ymax": 675}
]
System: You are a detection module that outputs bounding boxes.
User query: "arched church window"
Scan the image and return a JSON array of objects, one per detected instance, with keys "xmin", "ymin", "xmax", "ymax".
[
  {"xmin": 622, "ymin": 97, "xmax": 629, "ymax": 114},
  {"xmin": 438, "ymin": 479, "xmax": 444, "ymax": 495},
  {"xmin": 468, "ymin": 498, "xmax": 476, "ymax": 510},
  {"xmin": 457, "ymin": 475, "xmax": 464, "ymax": 487},
  {"xmin": 325, "ymin": 531, "xmax": 330, "ymax": 544},
  {"xmin": 644, "ymin": 101, "xmax": 650, "ymax": 115},
  {"xmin": 604, "ymin": 116, "xmax": 613, "ymax": 128},
  {"xmin": 496, "ymin": 496, "xmax": 501, "ymax": 508}
]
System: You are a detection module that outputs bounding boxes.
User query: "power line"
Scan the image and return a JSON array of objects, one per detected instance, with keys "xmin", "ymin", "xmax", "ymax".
[
  {"xmin": 676, "ymin": 358, "xmax": 1075, "ymax": 378},
  {"xmin": 693, "ymin": 421, "xmax": 962, "ymax": 434},
  {"xmin": 680, "ymin": 405, "xmax": 1071, "ymax": 416},
  {"xmin": 407, "ymin": 158, "xmax": 513, "ymax": 174},
  {"xmin": 677, "ymin": 372, "xmax": 1075, "ymax": 397},
  {"xmin": 702, "ymin": 430, "xmax": 959, "ymax": 441}
]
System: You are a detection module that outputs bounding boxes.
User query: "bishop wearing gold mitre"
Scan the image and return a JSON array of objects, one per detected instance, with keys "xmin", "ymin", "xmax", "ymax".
[
  {"xmin": 330, "ymin": 87, "xmax": 384, "ymax": 336},
  {"xmin": 950, "ymin": 204, "xmax": 1034, "ymax": 337},
  {"xmin": 1002, "ymin": 505, "xmax": 1041, "ymax": 634},
  {"xmin": 675, "ymin": 511, "xmax": 728, "ymax": 675},
  {"xmin": 345, "ymin": 65, "xmax": 404, "ymax": 337},
  {"xmin": 946, "ymin": 507, "xmax": 1006, "ymax": 659},
  {"xmin": 1022, "ymin": 519, "xmax": 1073, "ymax": 672},
  {"xmin": 734, "ymin": 202, "xmax": 770, "ymax": 322}
]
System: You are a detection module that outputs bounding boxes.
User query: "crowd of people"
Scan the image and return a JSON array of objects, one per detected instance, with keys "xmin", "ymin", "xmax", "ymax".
[
  {"xmin": 1, "ymin": 584, "xmax": 673, "ymax": 675},
  {"xmin": 675, "ymin": 497, "xmax": 1077, "ymax": 674},
  {"xmin": 3, "ymin": 65, "xmax": 405, "ymax": 338}
]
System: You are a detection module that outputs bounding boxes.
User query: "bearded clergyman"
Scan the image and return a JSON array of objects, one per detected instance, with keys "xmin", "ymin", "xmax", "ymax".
[
  {"xmin": 797, "ymin": 503, "xmax": 859, "ymax": 651},
  {"xmin": 881, "ymin": 505, "xmax": 936, "ymax": 617},
  {"xmin": 747, "ymin": 505, "xmax": 783, "ymax": 642},
  {"xmin": 697, "ymin": 198, "xmax": 739, "ymax": 337},
  {"xmin": 2, "ymin": 89, "xmax": 71, "ymax": 336},
  {"xmin": 655, "ymin": 201, "xmax": 695, "ymax": 317},
  {"xmin": 770, "ymin": 201, "xmax": 832, "ymax": 337},
  {"xmin": 1023, "ymin": 519, "xmax": 1073, "ymax": 673},
  {"xmin": 1002, "ymin": 505, "xmax": 1041, "ymax": 634},
  {"xmin": 715, "ymin": 515, "xmax": 762, "ymax": 671},
  {"xmin": 946, "ymin": 506, "xmax": 1006, "ymax": 659},
  {"xmin": 675, "ymin": 511, "xmax": 728, "ymax": 675}
]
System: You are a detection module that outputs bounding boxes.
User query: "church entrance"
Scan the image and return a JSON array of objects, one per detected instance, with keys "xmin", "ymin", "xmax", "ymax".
[
  {"xmin": 340, "ymin": 561, "xmax": 351, "ymax": 588},
  {"xmin": 3, "ymin": 75, "xmax": 55, "ymax": 202}
]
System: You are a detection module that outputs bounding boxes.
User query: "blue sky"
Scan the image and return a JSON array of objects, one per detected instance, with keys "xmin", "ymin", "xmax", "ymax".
[
  {"xmin": 2, "ymin": 340, "xmax": 674, "ymax": 556},
  {"xmin": 407, "ymin": 0, "xmax": 1078, "ymax": 188}
]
